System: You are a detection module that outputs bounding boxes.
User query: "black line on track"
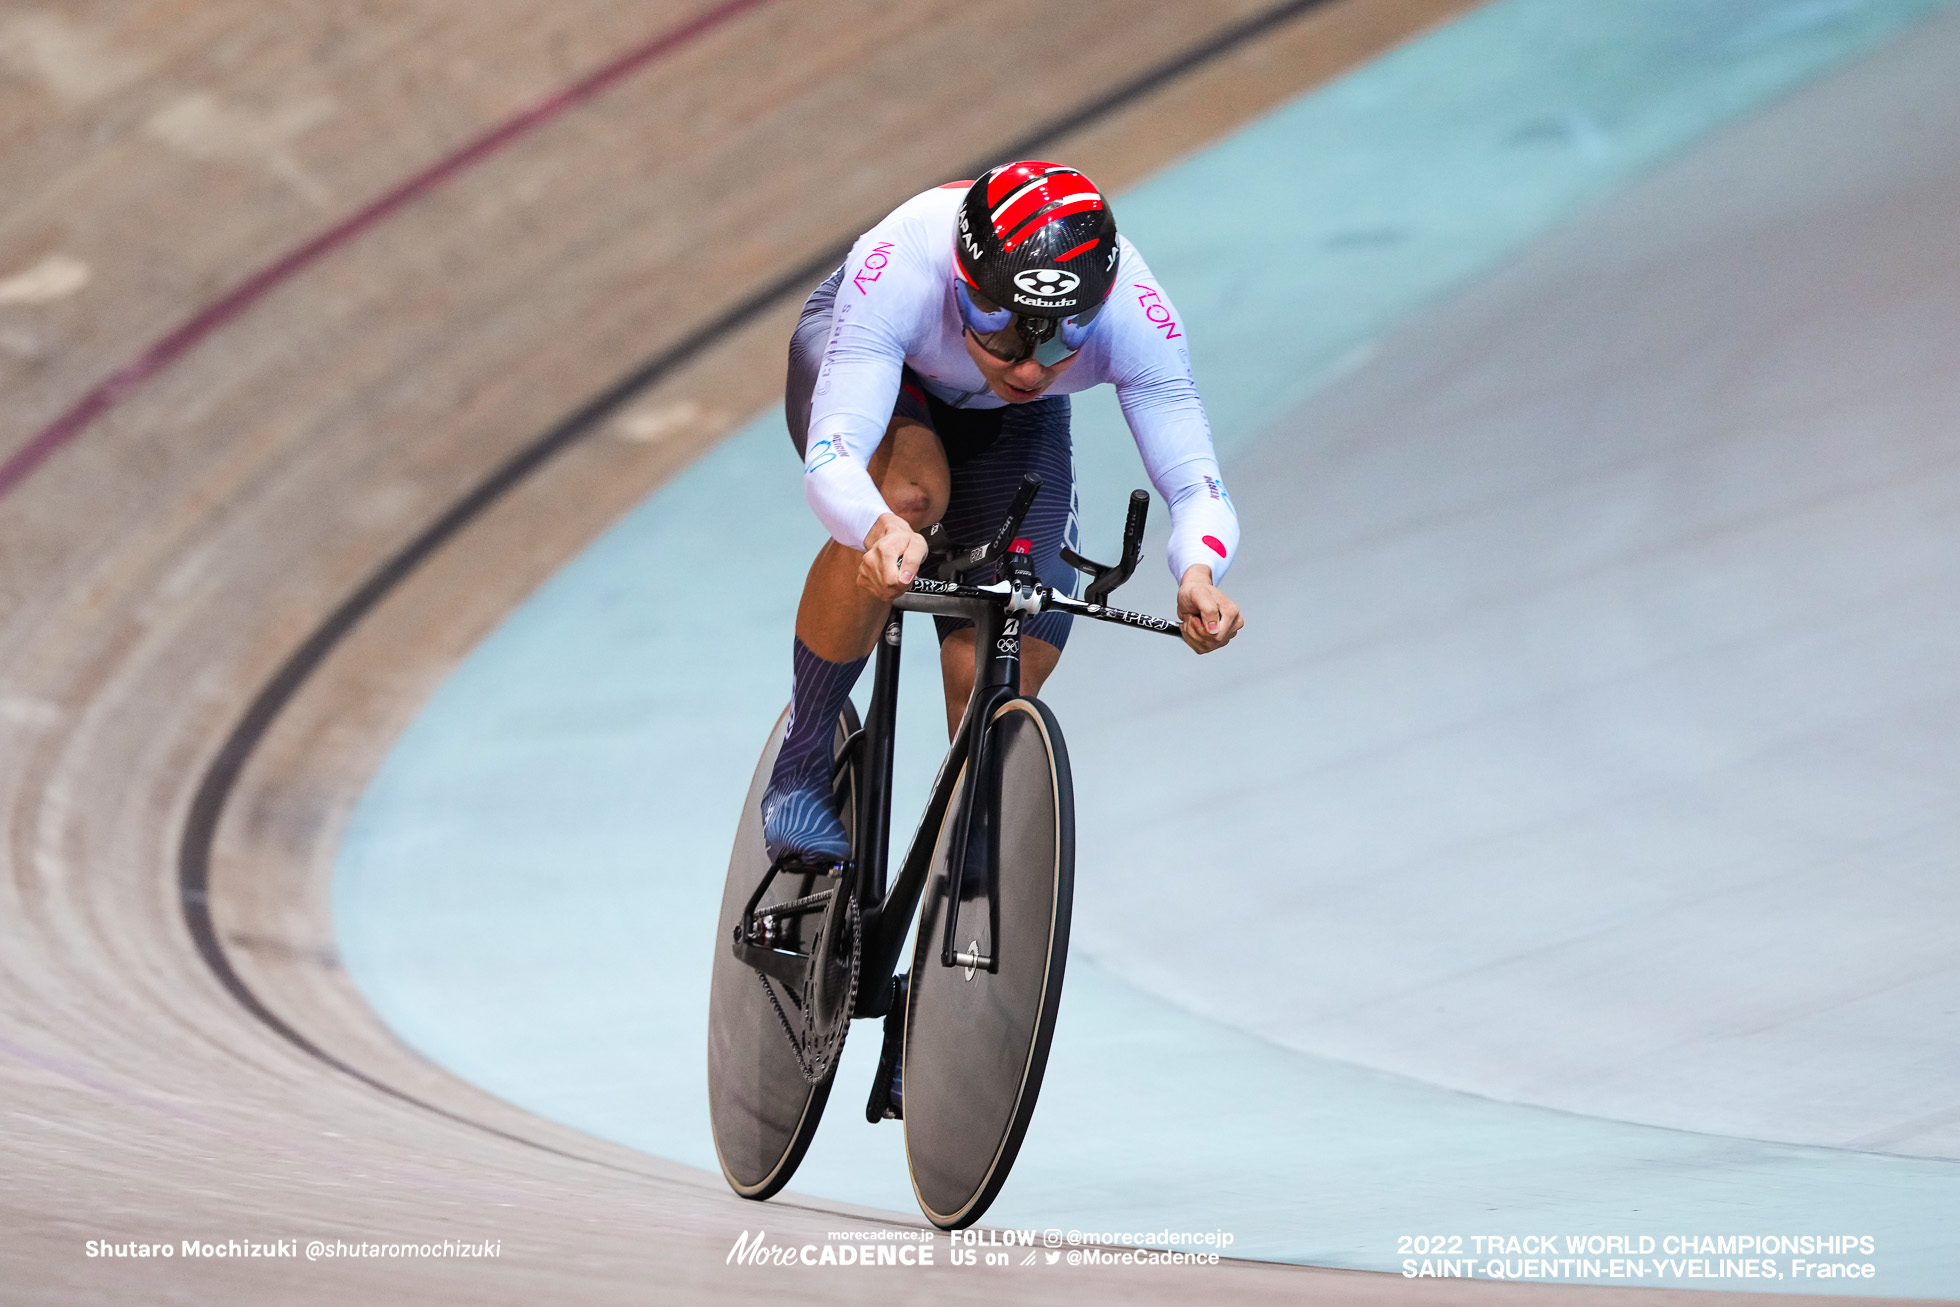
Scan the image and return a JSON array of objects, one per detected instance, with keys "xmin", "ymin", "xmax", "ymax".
[{"xmin": 179, "ymin": 0, "xmax": 1342, "ymax": 1164}]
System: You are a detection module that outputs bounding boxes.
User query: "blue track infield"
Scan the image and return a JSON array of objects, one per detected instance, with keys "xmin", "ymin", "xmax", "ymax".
[{"xmin": 336, "ymin": 0, "xmax": 1960, "ymax": 1293}]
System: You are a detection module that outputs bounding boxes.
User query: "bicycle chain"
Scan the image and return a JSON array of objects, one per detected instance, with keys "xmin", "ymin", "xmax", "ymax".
[{"xmin": 755, "ymin": 890, "xmax": 861, "ymax": 1084}]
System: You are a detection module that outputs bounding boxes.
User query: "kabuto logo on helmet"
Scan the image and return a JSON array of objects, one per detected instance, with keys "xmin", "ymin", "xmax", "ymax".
[{"xmin": 1013, "ymin": 269, "xmax": 1081, "ymax": 298}]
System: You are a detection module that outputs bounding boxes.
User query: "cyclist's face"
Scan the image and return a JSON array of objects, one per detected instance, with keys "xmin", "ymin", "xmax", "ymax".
[{"xmin": 962, "ymin": 318, "xmax": 1080, "ymax": 403}]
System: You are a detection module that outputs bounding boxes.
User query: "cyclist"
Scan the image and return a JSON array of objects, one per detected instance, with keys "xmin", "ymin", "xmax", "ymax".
[{"xmin": 764, "ymin": 160, "xmax": 1244, "ymax": 864}]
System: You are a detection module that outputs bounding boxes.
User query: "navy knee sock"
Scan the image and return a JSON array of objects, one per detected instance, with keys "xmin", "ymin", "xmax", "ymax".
[{"xmin": 762, "ymin": 638, "xmax": 867, "ymax": 859}]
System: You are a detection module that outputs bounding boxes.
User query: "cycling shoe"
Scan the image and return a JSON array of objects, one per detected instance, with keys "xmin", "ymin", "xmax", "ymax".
[{"xmin": 761, "ymin": 780, "xmax": 851, "ymax": 865}]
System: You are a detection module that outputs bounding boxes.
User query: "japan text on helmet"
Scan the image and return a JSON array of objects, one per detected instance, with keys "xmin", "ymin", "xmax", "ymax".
[{"xmin": 954, "ymin": 161, "xmax": 1118, "ymax": 364}]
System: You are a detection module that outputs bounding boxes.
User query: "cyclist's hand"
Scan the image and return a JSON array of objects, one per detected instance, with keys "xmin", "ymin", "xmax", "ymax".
[
  {"xmin": 860, "ymin": 513, "xmax": 928, "ymax": 602},
  {"xmin": 1176, "ymin": 564, "xmax": 1243, "ymax": 654}
]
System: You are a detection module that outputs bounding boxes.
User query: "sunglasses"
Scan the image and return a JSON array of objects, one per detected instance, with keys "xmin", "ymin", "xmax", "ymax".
[{"xmin": 956, "ymin": 280, "xmax": 1103, "ymax": 366}]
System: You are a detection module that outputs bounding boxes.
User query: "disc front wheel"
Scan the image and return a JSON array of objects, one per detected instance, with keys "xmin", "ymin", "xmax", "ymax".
[{"xmin": 903, "ymin": 696, "xmax": 1073, "ymax": 1229}]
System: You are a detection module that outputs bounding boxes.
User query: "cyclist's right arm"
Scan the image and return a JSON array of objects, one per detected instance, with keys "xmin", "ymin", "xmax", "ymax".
[{"xmin": 801, "ymin": 223, "xmax": 939, "ymax": 559}]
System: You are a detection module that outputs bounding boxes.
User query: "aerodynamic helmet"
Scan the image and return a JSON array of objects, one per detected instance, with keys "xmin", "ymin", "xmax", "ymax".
[{"xmin": 953, "ymin": 161, "xmax": 1118, "ymax": 365}]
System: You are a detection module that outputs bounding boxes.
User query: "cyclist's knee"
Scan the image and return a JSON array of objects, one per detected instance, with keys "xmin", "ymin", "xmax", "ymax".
[
  {"xmin": 905, "ymin": 460, "xmax": 951, "ymax": 530},
  {"xmin": 870, "ymin": 419, "xmax": 949, "ymax": 530},
  {"xmin": 882, "ymin": 481, "xmax": 940, "ymax": 530}
]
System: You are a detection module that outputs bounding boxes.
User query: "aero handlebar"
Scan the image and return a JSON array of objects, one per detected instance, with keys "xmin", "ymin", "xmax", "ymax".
[
  {"xmin": 895, "ymin": 575, "xmax": 1181, "ymax": 637},
  {"xmin": 900, "ymin": 476, "xmax": 1181, "ymax": 637}
]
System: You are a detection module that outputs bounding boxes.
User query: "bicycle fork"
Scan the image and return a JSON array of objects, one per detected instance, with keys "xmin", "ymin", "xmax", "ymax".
[
  {"xmin": 940, "ymin": 598, "xmax": 1020, "ymax": 975},
  {"xmin": 857, "ymin": 553, "xmax": 1031, "ymax": 1008}
]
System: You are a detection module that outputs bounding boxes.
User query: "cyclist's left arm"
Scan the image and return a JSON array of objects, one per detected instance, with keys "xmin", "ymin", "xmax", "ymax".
[{"xmin": 1104, "ymin": 264, "xmax": 1244, "ymax": 653}]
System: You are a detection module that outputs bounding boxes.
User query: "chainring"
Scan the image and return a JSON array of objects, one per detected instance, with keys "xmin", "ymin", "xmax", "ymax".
[{"xmin": 755, "ymin": 887, "xmax": 861, "ymax": 1084}]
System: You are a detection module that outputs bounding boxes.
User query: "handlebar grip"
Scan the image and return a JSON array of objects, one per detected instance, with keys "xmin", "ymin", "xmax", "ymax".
[
  {"xmin": 1083, "ymin": 487, "xmax": 1149, "ymax": 607},
  {"xmin": 991, "ymin": 474, "xmax": 1042, "ymax": 556},
  {"xmin": 1121, "ymin": 489, "xmax": 1149, "ymax": 559},
  {"xmin": 927, "ymin": 475, "xmax": 1042, "ymax": 581}
]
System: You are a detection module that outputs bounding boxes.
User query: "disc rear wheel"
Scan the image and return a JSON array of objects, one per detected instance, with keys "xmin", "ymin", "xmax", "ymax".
[{"xmin": 708, "ymin": 705, "xmax": 859, "ymax": 1200}]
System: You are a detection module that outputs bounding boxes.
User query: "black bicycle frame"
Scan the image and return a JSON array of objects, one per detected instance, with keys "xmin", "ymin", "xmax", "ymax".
[
  {"xmin": 851, "ymin": 580, "xmax": 1023, "ymax": 1015},
  {"xmin": 822, "ymin": 473, "xmax": 1174, "ymax": 1018}
]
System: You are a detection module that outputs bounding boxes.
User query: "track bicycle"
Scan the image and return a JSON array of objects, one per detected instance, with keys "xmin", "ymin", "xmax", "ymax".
[{"xmin": 707, "ymin": 475, "xmax": 1177, "ymax": 1229}]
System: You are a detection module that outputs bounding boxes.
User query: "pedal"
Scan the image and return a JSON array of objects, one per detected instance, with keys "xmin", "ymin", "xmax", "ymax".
[{"xmin": 864, "ymin": 973, "xmax": 907, "ymax": 1123}]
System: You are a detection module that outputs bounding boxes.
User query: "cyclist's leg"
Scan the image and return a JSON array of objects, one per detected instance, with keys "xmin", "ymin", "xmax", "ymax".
[
  {"xmin": 769, "ymin": 330, "xmax": 948, "ymax": 860},
  {"xmin": 765, "ymin": 419, "xmax": 946, "ymax": 861},
  {"xmin": 932, "ymin": 393, "xmax": 1078, "ymax": 738}
]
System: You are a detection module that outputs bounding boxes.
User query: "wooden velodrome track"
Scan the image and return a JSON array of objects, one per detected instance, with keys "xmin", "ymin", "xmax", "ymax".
[{"xmin": 0, "ymin": 3, "xmax": 1900, "ymax": 1303}]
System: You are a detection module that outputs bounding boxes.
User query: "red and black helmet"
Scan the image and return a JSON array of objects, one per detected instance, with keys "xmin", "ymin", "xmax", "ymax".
[
  {"xmin": 954, "ymin": 161, "xmax": 1118, "ymax": 363},
  {"xmin": 956, "ymin": 161, "xmax": 1118, "ymax": 315}
]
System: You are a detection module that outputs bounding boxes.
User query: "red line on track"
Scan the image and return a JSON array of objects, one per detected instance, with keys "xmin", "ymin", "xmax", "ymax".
[{"xmin": 0, "ymin": 0, "xmax": 773, "ymax": 501}]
